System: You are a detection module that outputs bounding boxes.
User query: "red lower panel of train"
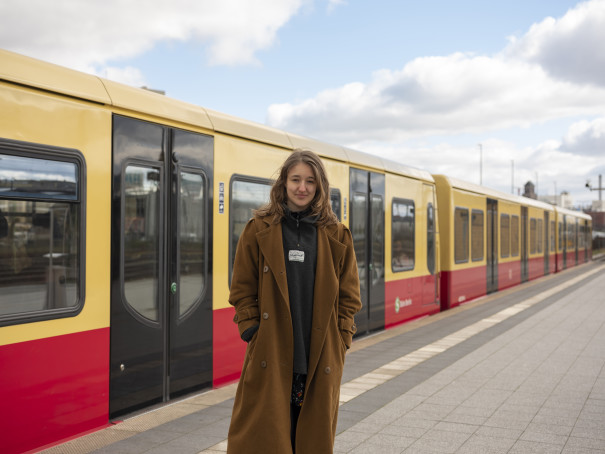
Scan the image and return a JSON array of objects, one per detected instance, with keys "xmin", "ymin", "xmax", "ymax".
[
  {"xmin": 0, "ymin": 328, "xmax": 110, "ymax": 454},
  {"xmin": 440, "ymin": 257, "xmax": 550, "ymax": 310},
  {"xmin": 440, "ymin": 266, "xmax": 485, "ymax": 310},
  {"xmin": 213, "ymin": 306, "xmax": 245, "ymax": 387},
  {"xmin": 384, "ymin": 274, "xmax": 440, "ymax": 328}
]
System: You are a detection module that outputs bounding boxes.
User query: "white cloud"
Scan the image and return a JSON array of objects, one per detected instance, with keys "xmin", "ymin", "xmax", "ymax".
[
  {"xmin": 560, "ymin": 118, "xmax": 605, "ymax": 156},
  {"xmin": 267, "ymin": 51, "xmax": 605, "ymax": 144},
  {"xmin": 0, "ymin": 0, "xmax": 305, "ymax": 76},
  {"xmin": 98, "ymin": 66, "xmax": 147, "ymax": 88},
  {"xmin": 504, "ymin": 0, "xmax": 605, "ymax": 87},
  {"xmin": 266, "ymin": 0, "xmax": 605, "ymax": 159}
]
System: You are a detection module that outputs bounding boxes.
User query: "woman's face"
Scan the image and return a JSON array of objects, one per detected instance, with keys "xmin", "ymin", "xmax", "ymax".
[{"xmin": 285, "ymin": 162, "xmax": 317, "ymax": 212}]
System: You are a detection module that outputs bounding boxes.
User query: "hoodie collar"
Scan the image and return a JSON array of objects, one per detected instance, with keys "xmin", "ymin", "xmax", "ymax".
[{"xmin": 283, "ymin": 205, "xmax": 318, "ymax": 224}]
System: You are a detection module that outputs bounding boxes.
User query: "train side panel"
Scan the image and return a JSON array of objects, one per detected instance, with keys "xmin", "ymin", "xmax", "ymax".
[
  {"xmin": 496, "ymin": 200, "xmax": 522, "ymax": 291},
  {"xmin": 434, "ymin": 175, "xmax": 488, "ymax": 309},
  {"xmin": 211, "ymin": 135, "xmax": 291, "ymax": 386},
  {"xmin": 0, "ymin": 77, "xmax": 112, "ymax": 452},
  {"xmin": 384, "ymin": 174, "xmax": 440, "ymax": 327}
]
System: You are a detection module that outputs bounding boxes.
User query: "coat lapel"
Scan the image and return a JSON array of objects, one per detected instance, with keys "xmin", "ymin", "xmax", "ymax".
[
  {"xmin": 256, "ymin": 221, "xmax": 290, "ymax": 307},
  {"xmin": 307, "ymin": 225, "xmax": 346, "ymax": 382}
]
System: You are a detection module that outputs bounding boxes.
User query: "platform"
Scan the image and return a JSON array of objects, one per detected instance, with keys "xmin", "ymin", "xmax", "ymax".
[{"xmin": 41, "ymin": 259, "xmax": 605, "ymax": 454}]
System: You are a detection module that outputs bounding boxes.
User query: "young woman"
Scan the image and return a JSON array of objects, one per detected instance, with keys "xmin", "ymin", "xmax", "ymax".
[{"xmin": 227, "ymin": 149, "xmax": 362, "ymax": 453}]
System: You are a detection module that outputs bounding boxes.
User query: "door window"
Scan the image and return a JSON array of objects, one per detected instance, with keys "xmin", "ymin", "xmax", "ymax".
[
  {"xmin": 123, "ymin": 165, "xmax": 161, "ymax": 323},
  {"xmin": 371, "ymin": 195, "xmax": 384, "ymax": 284},
  {"xmin": 351, "ymin": 193, "xmax": 367, "ymax": 282},
  {"xmin": 427, "ymin": 203, "xmax": 435, "ymax": 275},
  {"xmin": 178, "ymin": 171, "xmax": 207, "ymax": 317}
]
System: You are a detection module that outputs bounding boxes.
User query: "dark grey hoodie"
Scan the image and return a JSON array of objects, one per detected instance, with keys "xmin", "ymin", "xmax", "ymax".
[{"xmin": 282, "ymin": 206, "xmax": 317, "ymax": 375}]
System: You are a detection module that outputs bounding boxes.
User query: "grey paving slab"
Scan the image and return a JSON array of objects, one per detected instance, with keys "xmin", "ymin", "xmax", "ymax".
[{"xmin": 334, "ymin": 264, "xmax": 605, "ymax": 453}]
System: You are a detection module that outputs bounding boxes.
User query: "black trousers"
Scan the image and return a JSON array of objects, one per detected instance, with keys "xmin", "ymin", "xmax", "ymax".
[{"xmin": 290, "ymin": 403, "xmax": 302, "ymax": 452}]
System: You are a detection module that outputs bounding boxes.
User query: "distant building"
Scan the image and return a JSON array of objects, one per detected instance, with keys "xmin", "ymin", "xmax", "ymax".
[
  {"xmin": 538, "ymin": 191, "xmax": 574, "ymax": 210},
  {"xmin": 523, "ymin": 181, "xmax": 537, "ymax": 200},
  {"xmin": 592, "ymin": 200, "xmax": 605, "ymax": 212}
]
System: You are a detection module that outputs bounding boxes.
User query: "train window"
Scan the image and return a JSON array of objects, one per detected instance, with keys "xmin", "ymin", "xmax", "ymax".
[
  {"xmin": 511, "ymin": 215, "xmax": 520, "ymax": 256},
  {"xmin": 550, "ymin": 220, "xmax": 555, "ymax": 252},
  {"xmin": 427, "ymin": 203, "xmax": 435, "ymax": 275},
  {"xmin": 568, "ymin": 222, "xmax": 576, "ymax": 249},
  {"xmin": 351, "ymin": 192, "xmax": 367, "ymax": 278},
  {"xmin": 559, "ymin": 221, "xmax": 563, "ymax": 250},
  {"xmin": 471, "ymin": 210, "xmax": 484, "ymax": 262},
  {"xmin": 454, "ymin": 207, "xmax": 469, "ymax": 263},
  {"xmin": 124, "ymin": 165, "xmax": 161, "ymax": 322},
  {"xmin": 530, "ymin": 218, "xmax": 537, "ymax": 254},
  {"xmin": 0, "ymin": 144, "xmax": 84, "ymax": 326},
  {"xmin": 229, "ymin": 176, "xmax": 272, "ymax": 282},
  {"xmin": 391, "ymin": 198, "xmax": 414, "ymax": 271},
  {"xmin": 330, "ymin": 189, "xmax": 341, "ymax": 221},
  {"xmin": 537, "ymin": 218, "xmax": 543, "ymax": 253},
  {"xmin": 371, "ymin": 195, "xmax": 384, "ymax": 281},
  {"xmin": 500, "ymin": 214, "xmax": 510, "ymax": 258},
  {"xmin": 178, "ymin": 171, "xmax": 207, "ymax": 318}
]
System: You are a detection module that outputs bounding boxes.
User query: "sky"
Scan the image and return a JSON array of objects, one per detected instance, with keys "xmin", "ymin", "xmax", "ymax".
[{"xmin": 2, "ymin": 0, "xmax": 604, "ymax": 208}]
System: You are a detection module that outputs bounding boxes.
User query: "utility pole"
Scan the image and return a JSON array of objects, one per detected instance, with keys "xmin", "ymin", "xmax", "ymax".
[{"xmin": 586, "ymin": 174, "xmax": 603, "ymax": 201}]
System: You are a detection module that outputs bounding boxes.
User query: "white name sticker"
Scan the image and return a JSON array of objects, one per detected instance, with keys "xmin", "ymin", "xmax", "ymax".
[{"xmin": 288, "ymin": 250, "xmax": 305, "ymax": 262}]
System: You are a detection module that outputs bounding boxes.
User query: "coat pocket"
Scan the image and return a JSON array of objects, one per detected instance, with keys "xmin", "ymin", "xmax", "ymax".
[{"xmin": 338, "ymin": 317, "xmax": 357, "ymax": 349}]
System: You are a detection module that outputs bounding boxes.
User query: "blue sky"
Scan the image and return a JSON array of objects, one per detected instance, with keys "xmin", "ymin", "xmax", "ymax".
[{"xmin": 2, "ymin": 0, "xmax": 604, "ymax": 207}]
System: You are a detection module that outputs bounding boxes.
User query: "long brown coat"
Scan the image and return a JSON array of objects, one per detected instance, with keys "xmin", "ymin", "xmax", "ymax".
[{"xmin": 227, "ymin": 216, "xmax": 362, "ymax": 454}]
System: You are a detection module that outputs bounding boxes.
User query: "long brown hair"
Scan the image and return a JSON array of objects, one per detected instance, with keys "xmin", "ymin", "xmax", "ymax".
[{"xmin": 255, "ymin": 149, "xmax": 338, "ymax": 226}]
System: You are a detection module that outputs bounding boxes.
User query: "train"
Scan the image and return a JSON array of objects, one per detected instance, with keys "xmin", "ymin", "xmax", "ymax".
[{"xmin": 0, "ymin": 49, "xmax": 592, "ymax": 454}]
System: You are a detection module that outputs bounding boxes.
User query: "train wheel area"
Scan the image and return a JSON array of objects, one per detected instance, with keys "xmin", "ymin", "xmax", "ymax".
[{"xmin": 38, "ymin": 259, "xmax": 605, "ymax": 453}]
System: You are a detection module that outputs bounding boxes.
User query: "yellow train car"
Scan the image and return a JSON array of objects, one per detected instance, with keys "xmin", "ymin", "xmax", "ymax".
[
  {"xmin": 384, "ymin": 168, "xmax": 440, "ymax": 327},
  {"xmin": 434, "ymin": 175, "xmax": 557, "ymax": 310},
  {"xmin": 554, "ymin": 206, "xmax": 592, "ymax": 270}
]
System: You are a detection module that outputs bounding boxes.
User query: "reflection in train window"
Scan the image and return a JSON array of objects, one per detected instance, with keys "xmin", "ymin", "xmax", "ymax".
[
  {"xmin": 178, "ymin": 171, "xmax": 207, "ymax": 318},
  {"xmin": 511, "ymin": 215, "xmax": 520, "ymax": 257},
  {"xmin": 330, "ymin": 188, "xmax": 341, "ymax": 221},
  {"xmin": 123, "ymin": 165, "xmax": 161, "ymax": 322},
  {"xmin": 537, "ymin": 218, "xmax": 543, "ymax": 253},
  {"xmin": 471, "ymin": 209, "xmax": 484, "ymax": 262},
  {"xmin": 530, "ymin": 218, "xmax": 537, "ymax": 254},
  {"xmin": 550, "ymin": 220, "xmax": 555, "ymax": 252},
  {"xmin": 229, "ymin": 177, "xmax": 272, "ymax": 282},
  {"xmin": 427, "ymin": 203, "xmax": 435, "ymax": 275},
  {"xmin": 392, "ymin": 198, "xmax": 414, "ymax": 272},
  {"xmin": 454, "ymin": 207, "xmax": 469, "ymax": 263},
  {"xmin": 0, "ymin": 148, "xmax": 83, "ymax": 325},
  {"xmin": 500, "ymin": 214, "xmax": 510, "ymax": 258}
]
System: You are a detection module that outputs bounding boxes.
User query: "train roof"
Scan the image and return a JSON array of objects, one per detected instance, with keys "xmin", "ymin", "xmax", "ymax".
[
  {"xmin": 434, "ymin": 174, "xmax": 559, "ymax": 211},
  {"xmin": 0, "ymin": 49, "xmax": 433, "ymax": 184},
  {"xmin": 554, "ymin": 205, "xmax": 592, "ymax": 220}
]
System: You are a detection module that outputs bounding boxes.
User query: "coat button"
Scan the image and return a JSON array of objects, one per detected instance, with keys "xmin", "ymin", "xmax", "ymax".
[
  {"xmin": 260, "ymin": 360, "xmax": 267, "ymax": 368},
  {"xmin": 324, "ymin": 366, "xmax": 331, "ymax": 374},
  {"xmin": 263, "ymin": 266, "xmax": 269, "ymax": 273},
  {"xmin": 263, "ymin": 312, "xmax": 269, "ymax": 320}
]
